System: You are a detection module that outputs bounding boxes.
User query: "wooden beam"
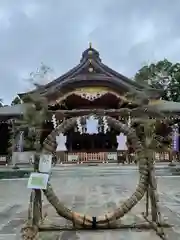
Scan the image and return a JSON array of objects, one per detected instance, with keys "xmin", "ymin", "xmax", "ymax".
[{"xmin": 49, "ymin": 107, "xmax": 165, "ymax": 118}]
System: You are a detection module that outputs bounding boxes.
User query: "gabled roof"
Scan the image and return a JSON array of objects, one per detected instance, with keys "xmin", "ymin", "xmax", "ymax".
[{"xmin": 18, "ymin": 45, "xmax": 160, "ymax": 99}]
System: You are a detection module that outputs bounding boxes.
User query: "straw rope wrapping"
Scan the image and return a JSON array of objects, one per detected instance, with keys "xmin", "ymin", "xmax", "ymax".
[{"xmin": 42, "ymin": 116, "xmax": 149, "ymax": 228}]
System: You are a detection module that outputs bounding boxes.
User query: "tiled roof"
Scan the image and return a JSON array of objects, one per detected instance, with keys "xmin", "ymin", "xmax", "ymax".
[
  {"xmin": 0, "ymin": 104, "xmax": 27, "ymax": 116},
  {"xmin": 149, "ymin": 100, "xmax": 180, "ymax": 112},
  {"xmin": 18, "ymin": 47, "xmax": 158, "ymax": 98}
]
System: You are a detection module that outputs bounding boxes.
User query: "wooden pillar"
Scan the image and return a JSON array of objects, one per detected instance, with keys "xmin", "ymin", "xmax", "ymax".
[
  {"xmin": 32, "ymin": 128, "xmax": 42, "ymax": 226},
  {"xmin": 32, "ymin": 154, "xmax": 42, "ymax": 226},
  {"xmin": 91, "ymin": 134, "xmax": 94, "ymax": 149},
  {"xmin": 69, "ymin": 132, "xmax": 72, "ymax": 151},
  {"xmin": 59, "ymin": 151, "xmax": 65, "ymax": 163}
]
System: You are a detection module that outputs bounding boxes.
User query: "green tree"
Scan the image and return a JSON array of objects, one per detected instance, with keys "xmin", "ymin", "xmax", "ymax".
[
  {"xmin": 124, "ymin": 91, "xmax": 172, "ymax": 155},
  {"xmin": 11, "ymin": 96, "xmax": 21, "ymax": 105},
  {"xmin": 8, "ymin": 94, "xmax": 51, "ymax": 152},
  {"xmin": 134, "ymin": 59, "xmax": 180, "ymax": 102}
]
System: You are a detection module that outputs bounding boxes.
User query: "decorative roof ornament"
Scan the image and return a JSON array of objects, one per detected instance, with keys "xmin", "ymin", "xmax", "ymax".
[
  {"xmin": 80, "ymin": 44, "xmax": 101, "ymax": 62},
  {"xmin": 88, "ymin": 67, "xmax": 93, "ymax": 72},
  {"xmin": 88, "ymin": 44, "xmax": 93, "ymax": 55}
]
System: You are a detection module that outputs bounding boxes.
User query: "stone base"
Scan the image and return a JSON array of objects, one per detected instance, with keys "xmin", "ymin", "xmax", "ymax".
[{"xmin": 12, "ymin": 151, "xmax": 35, "ymax": 165}]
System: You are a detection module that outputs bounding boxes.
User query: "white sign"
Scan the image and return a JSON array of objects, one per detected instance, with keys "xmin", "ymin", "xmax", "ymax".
[
  {"xmin": 107, "ymin": 152, "xmax": 117, "ymax": 161},
  {"xmin": 68, "ymin": 154, "xmax": 79, "ymax": 162},
  {"xmin": 27, "ymin": 172, "xmax": 49, "ymax": 189},
  {"xmin": 39, "ymin": 154, "xmax": 52, "ymax": 173}
]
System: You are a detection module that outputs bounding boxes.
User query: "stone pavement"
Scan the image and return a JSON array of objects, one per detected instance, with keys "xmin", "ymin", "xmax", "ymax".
[{"xmin": 0, "ymin": 165, "xmax": 180, "ymax": 239}]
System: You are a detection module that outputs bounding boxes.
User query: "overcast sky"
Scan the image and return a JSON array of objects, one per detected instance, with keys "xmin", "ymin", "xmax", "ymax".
[{"xmin": 0, "ymin": 0, "xmax": 180, "ymax": 104}]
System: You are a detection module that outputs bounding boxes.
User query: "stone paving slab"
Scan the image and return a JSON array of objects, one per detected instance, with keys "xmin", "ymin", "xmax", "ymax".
[{"xmin": 0, "ymin": 165, "xmax": 179, "ymax": 239}]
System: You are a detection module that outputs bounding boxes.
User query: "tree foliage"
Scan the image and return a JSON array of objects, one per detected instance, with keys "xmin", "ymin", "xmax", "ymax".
[
  {"xmin": 124, "ymin": 92, "xmax": 172, "ymax": 153},
  {"xmin": 9, "ymin": 63, "xmax": 53, "ymax": 153},
  {"xmin": 134, "ymin": 59, "xmax": 180, "ymax": 102},
  {"xmin": 20, "ymin": 63, "xmax": 53, "ymax": 150},
  {"xmin": 27, "ymin": 62, "xmax": 54, "ymax": 89},
  {"xmin": 8, "ymin": 95, "xmax": 52, "ymax": 152},
  {"xmin": 11, "ymin": 96, "xmax": 21, "ymax": 105},
  {"xmin": 127, "ymin": 118, "xmax": 172, "ymax": 155}
]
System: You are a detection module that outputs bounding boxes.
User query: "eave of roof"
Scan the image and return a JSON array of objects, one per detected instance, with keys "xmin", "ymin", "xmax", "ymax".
[{"xmin": 46, "ymin": 75, "xmax": 140, "ymax": 94}]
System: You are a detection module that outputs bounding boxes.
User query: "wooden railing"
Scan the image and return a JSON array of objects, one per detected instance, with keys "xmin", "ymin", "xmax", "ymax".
[
  {"xmin": 64, "ymin": 152, "xmax": 108, "ymax": 162},
  {"xmin": 154, "ymin": 152, "xmax": 170, "ymax": 161},
  {"xmin": 0, "ymin": 152, "xmax": 172, "ymax": 165},
  {"xmin": 58, "ymin": 151, "xmax": 128, "ymax": 163},
  {"xmin": 0, "ymin": 156, "xmax": 7, "ymax": 165},
  {"xmin": 56, "ymin": 151, "xmax": 172, "ymax": 163}
]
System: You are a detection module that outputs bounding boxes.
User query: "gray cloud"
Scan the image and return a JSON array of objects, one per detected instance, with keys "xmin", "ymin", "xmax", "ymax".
[{"xmin": 0, "ymin": 0, "xmax": 180, "ymax": 104}]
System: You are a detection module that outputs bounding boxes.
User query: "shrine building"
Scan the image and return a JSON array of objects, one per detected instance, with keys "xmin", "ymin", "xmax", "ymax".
[{"xmin": 0, "ymin": 44, "xmax": 180, "ymax": 164}]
